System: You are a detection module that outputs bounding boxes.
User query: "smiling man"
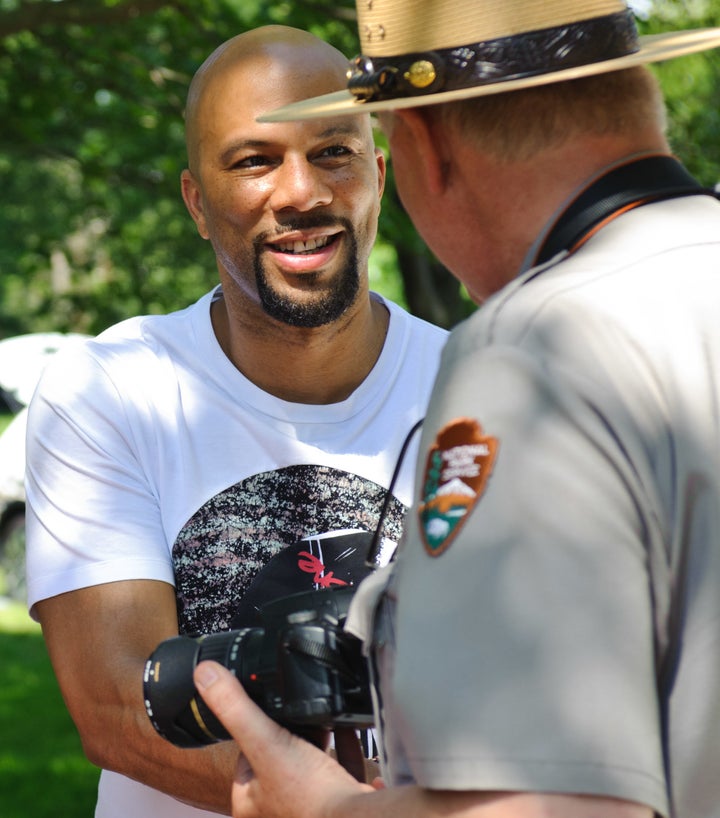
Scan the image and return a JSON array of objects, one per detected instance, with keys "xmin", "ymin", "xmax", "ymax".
[
  {"xmin": 24, "ymin": 26, "xmax": 447, "ymax": 818},
  {"xmin": 179, "ymin": 28, "xmax": 397, "ymax": 403}
]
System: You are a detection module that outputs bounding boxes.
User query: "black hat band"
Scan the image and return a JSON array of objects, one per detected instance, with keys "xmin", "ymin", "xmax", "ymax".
[{"xmin": 348, "ymin": 9, "xmax": 639, "ymax": 102}]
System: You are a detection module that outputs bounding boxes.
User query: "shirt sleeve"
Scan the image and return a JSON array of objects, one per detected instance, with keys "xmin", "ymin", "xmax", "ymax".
[
  {"xmin": 385, "ymin": 341, "xmax": 669, "ymax": 815},
  {"xmin": 25, "ymin": 346, "xmax": 174, "ymax": 615}
]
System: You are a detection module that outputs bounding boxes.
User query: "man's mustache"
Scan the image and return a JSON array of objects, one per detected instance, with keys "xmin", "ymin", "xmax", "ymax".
[{"xmin": 255, "ymin": 216, "xmax": 352, "ymax": 249}]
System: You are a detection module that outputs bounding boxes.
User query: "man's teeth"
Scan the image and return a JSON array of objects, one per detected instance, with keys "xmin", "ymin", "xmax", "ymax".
[{"xmin": 276, "ymin": 235, "xmax": 332, "ymax": 254}]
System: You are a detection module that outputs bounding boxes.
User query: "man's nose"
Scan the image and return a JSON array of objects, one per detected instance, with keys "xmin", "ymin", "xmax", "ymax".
[{"xmin": 269, "ymin": 156, "xmax": 333, "ymax": 212}]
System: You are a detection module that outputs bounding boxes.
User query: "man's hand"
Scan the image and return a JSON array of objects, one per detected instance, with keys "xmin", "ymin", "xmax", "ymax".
[{"xmin": 194, "ymin": 661, "xmax": 373, "ymax": 818}]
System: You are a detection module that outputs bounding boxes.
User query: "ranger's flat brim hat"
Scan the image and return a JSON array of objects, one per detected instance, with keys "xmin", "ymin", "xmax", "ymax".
[{"xmin": 259, "ymin": 0, "xmax": 720, "ymax": 122}]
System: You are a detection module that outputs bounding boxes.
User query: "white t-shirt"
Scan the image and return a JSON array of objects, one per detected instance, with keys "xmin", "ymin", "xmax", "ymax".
[{"xmin": 25, "ymin": 288, "xmax": 448, "ymax": 818}]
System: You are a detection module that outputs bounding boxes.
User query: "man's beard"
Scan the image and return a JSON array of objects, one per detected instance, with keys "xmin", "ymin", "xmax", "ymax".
[{"xmin": 253, "ymin": 217, "xmax": 360, "ymax": 328}]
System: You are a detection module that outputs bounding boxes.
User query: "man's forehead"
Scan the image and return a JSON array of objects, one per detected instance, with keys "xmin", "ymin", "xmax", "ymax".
[
  {"xmin": 208, "ymin": 43, "xmax": 347, "ymax": 91},
  {"xmin": 197, "ymin": 59, "xmax": 350, "ymax": 123},
  {"xmin": 185, "ymin": 38, "xmax": 368, "ymax": 165},
  {"xmin": 199, "ymin": 69, "xmax": 370, "ymax": 134}
]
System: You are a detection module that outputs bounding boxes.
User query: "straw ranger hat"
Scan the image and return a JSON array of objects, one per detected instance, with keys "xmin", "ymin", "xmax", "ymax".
[{"xmin": 259, "ymin": 0, "xmax": 720, "ymax": 121}]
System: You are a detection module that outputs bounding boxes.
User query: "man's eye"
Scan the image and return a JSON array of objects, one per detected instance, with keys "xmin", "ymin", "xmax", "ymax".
[
  {"xmin": 320, "ymin": 145, "xmax": 353, "ymax": 159},
  {"xmin": 233, "ymin": 155, "xmax": 271, "ymax": 169}
]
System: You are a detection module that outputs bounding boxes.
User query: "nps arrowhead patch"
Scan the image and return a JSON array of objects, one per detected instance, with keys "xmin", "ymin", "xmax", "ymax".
[{"xmin": 419, "ymin": 417, "xmax": 498, "ymax": 557}]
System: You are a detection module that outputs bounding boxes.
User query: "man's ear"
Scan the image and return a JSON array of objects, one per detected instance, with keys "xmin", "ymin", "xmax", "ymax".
[
  {"xmin": 374, "ymin": 146, "xmax": 387, "ymax": 199},
  {"xmin": 392, "ymin": 107, "xmax": 449, "ymax": 196},
  {"xmin": 180, "ymin": 169, "xmax": 209, "ymax": 240}
]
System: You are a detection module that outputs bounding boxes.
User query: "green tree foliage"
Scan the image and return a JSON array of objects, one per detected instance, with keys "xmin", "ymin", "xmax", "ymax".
[
  {"xmin": 0, "ymin": 1, "xmax": 718, "ymax": 338},
  {"xmin": 637, "ymin": 1, "xmax": 720, "ymax": 186}
]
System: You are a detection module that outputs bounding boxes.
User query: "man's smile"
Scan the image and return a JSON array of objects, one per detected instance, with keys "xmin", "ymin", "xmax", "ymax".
[
  {"xmin": 272, "ymin": 234, "xmax": 338, "ymax": 254},
  {"xmin": 264, "ymin": 230, "xmax": 343, "ymax": 271}
]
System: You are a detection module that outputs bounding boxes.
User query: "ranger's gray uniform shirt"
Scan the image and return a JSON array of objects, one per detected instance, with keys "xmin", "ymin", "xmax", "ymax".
[{"xmin": 363, "ymin": 195, "xmax": 720, "ymax": 818}]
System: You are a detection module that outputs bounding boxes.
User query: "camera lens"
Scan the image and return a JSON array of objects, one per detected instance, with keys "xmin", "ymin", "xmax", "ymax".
[
  {"xmin": 143, "ymin": 587, "xmax": 374, "ymax": 749},
  {"xmin": 143, "ymin": 628, "xmax": 263, "ymax": 748}
]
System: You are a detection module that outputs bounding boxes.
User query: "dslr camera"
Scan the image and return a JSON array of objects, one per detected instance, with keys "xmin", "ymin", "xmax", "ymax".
[{"xmin": 143, "ymin": 586, "xmax": 373, "ymax": 748}]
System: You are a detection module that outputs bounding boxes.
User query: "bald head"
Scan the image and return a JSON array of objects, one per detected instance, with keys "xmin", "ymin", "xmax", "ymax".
[{"xmin": 184, "ymin": 26, "xmax": 352, "ymax": 173}]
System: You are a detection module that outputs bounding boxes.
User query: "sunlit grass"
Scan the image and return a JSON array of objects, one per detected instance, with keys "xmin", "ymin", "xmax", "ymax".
[{"xmin": 0, "ymin": 601, "xmax": 100, "ymax": 817}]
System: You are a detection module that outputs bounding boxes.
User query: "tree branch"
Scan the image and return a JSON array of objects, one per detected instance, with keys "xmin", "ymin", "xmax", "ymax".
[{"xmin": 0, "ymin": 0, "xmax": 189, "ymax": 39}]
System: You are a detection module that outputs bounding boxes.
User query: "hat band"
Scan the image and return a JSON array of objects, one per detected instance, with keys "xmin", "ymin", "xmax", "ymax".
[{"xmin": 348, "ymin": 10, "xmax": 639, "ymax": 102}]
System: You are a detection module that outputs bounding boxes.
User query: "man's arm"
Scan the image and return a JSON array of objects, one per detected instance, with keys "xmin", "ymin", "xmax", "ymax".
[
  {"xmin": 193, "ymin": 660, "xmax": 655, "ymax": 818},
  {"xmin": 36, "ymin": 579, "xmax": 238, "ymax": 814}
]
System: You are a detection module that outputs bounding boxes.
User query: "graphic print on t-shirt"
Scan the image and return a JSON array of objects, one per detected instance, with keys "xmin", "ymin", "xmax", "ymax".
[{"xmin": 173, "ymin": 464, "xmax": 405, "ymax": 635}]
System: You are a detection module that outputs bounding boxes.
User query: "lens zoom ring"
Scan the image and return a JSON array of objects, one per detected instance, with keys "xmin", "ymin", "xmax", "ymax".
[{"xmin": 197, "ymin": 630, "xmax": 245, "ymax": 666}]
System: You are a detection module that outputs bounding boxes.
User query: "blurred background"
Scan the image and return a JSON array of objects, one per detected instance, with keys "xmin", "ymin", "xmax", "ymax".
[
  {"xmin": 1, "ymin": 0, "xmax": 719, "ymax": 342},
  {"xmin": 0, "ymin": 1, "xmax": 719, "ymax": 815}
]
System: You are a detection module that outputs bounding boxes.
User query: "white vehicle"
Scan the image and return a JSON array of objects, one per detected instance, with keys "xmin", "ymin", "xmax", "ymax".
[
  {"xmin": 0, "ymin": 332, "xmax": 89, "ymax": 600},
  {"xmin": 0, "ymin": 407, "xmax": 27, "ymax": 599}
]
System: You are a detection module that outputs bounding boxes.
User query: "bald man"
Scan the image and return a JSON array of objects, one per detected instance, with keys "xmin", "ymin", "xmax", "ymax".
[{"xmin": 25, "ymin": 26, "xmax": 447, "ymax": 817}]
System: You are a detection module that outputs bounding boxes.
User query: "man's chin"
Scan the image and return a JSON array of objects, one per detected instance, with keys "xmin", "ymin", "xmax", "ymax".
[
  {"xmin": 255, "ymin": 248, "xmax": 360, "ymax": 328},
  {"xmin": 260, "ymin": 284, "xmax": 358, "ymax": 328},
  {"xmin": 263, "ymin": 302, "xmax": 345, "ymax": 329}
]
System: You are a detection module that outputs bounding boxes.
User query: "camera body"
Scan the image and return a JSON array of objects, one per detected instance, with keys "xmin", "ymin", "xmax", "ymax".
[{"xmin": 143, "ymin": 586, "xmax": 373, "ymax": 748}]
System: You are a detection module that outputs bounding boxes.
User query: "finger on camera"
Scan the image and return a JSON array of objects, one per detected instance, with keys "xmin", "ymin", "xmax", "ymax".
[{"xmin": 193, "ymin": 660, "xmax": 267, "ymax": 748}]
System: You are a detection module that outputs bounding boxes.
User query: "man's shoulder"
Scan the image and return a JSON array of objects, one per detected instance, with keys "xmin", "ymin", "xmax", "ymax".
[
  {"xmin": 34, "ymin": 292, "xmax": 214, "ymax": 409},
  {"xmin": 380, "ymin": 294, "xmax": 450, "ymax": 343},
  {"xmin": 95, "ymin": 290, "xmax": 212, "ymax": 348}
]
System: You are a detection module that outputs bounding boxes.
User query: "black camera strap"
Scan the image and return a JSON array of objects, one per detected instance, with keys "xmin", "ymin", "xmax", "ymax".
[
  {"xmin": 365, "ymin": 418, "xmax": 424, "ymax": 568},
  {"xmin": 534, "ymin": 154, "xmax": 719, "ymax": 268}
]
